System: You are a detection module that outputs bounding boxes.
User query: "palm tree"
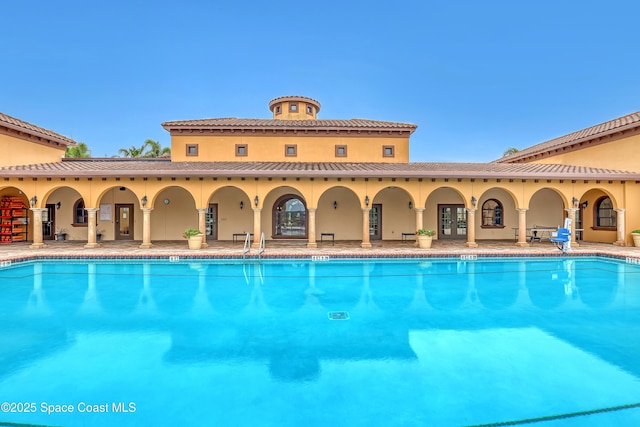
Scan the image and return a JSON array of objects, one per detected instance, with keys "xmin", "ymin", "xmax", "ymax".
[
  {"xmin": 118, "ymin": 144, "xmax": 147, "ymax": 158},
  {"xmin": 142, "ymin": 139, "xmax": 171, "ymax": 157},
  {"xmin": 65, "ymin": 142, "xmax": 91, "ymax": 158},
  {"xmin": 118, "ymin": 139, "xmax": 170, "ymax": 158},
  {"xmin": 502, "ymin": 147, "xmax": 519, "ymax": 157}
]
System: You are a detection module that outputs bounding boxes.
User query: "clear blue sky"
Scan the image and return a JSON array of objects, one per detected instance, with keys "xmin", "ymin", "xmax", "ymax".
[{"xmin": 3, "ymin": 0, "xmax": 639, "ymax": 162}]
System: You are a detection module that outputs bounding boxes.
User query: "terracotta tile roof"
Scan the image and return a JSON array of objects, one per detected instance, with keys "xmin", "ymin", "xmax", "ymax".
[
  {"xmin": 0, "ymin": 112, "xmax": 77, "ymax": 146},
  {"xmin": 496, "ymin": 111, "xmax": 640, "ymax": 163},
  {"xmin": 1, "ymin": 158, "xmax": 637, "ymax": 180},
  {"xmin": 161, "ymin": 118, "xmax": 418, "ymax": 133}
]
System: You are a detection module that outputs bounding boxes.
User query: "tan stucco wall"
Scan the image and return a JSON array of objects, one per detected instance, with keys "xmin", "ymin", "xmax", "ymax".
[
  {"xmin": 170, "ymin": 134, "xmax": 410, "ymax": 163},
  {"xmin": 0, "ymin": 133, "xmax": 65, "ymax": 167},
  {"xmin": 530, "ymin": 133, "xmax": 640, "ymax": 172}
]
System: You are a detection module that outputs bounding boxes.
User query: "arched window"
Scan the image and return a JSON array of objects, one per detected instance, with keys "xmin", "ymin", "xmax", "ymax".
[
  {"xmin": 595, "ymin": 197, "xmax": 616, "ymax": 228},
  {"xmin": 273, "ymin": 195, "xmax": 307, "ymax": 238},
  {"xmin": 481, "ymin": 199, "xmax": 503, "ymax": 227},
  {"xmin": 73, "ymin": 199, "xmax": 88, "ymax": 225}
]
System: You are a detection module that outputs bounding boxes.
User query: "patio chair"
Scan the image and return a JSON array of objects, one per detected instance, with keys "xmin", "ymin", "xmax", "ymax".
[{"xmin": 550, "ymin": 228, "xmax": 571, "ymax": 253}]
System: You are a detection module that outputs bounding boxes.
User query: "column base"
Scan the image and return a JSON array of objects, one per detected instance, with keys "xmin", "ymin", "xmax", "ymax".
[
  {"xmin": 139, "ymin": 243, "xmax": 154, "ymax": 249},
  {"xmin": 84, "ymin": 243, "xmax": 102, "ymax": 249},
  {"xmin": 306, "ymin": 243, "xmax": 318, "ymax": 249},
  {"xmin": 360, "ymin": 242, "xmax": 372, "ymax": 248},
  {"xmin": 29, "ymin": 243, "xmax": 47, "ymax": 249},
  {"xmin": 251, "ymin": 243, "xmax": 261, "ymax": 249},
  {"xmin": 201, "ymin": 243, "xmax": 209, "ymax": 248},
  {"xmin": 613, "ymin": 240, "xmax": 626, "ymax": 246},
  {"xmin": 464, "ymin": 242, "xmax": 479, "ymax": 248},
  {"xmin": 515, "ymin": 242, "xmax": 530, "ymax": 247}
]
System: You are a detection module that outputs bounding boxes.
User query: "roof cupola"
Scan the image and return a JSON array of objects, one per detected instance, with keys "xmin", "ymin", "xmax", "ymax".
[{"xmin": 268, "ymin": 96, "xmax": 321, "ymax": 120}]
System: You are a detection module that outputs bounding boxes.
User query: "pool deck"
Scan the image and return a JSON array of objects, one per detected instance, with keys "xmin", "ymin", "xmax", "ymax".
[{"xmin": 1, "ymin": 239, "xmax": 640, "ymax": 262}]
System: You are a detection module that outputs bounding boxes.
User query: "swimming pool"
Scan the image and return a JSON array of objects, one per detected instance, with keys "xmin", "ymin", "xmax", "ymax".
[{"xmin": 1, "ymin": 257, "xmax": 639, "ymax": 426}]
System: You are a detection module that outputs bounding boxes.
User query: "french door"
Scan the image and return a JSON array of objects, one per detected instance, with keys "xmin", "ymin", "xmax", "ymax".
[
  {"xmin": 369, "ymin": 204, "xmax": 382, "ymax": 240},
  {"xmin": 439, "ymin": 205, "xmax": 467, "ymax": 239}
]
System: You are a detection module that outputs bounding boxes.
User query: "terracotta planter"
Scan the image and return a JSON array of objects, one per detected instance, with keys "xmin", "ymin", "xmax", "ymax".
[
  {"xmin": 188, "ymin": 235, "xmax": 202, "ymax": 250},
  {"xmin": 418, "ymin": 235, "xmax": 432, "ymax": 249},
  {"xmin": 632, "ymin": 233, "xmax": 640, "ymax": 247}
]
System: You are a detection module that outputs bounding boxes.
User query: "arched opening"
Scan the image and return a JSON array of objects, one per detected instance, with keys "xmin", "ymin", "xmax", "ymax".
[{"xmin": 273, "ymin": 195, "xmax": 307, "ymax": 238}]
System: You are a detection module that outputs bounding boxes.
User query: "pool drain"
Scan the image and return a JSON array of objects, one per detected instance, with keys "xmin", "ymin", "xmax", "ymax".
[{"xmin": 328, "ymin": 311, "xmax": 350, "ymax": 320}]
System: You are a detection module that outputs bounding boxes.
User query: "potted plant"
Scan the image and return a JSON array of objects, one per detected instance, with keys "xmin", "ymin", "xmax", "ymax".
[
  {"xmin": 55, "ymin": 227, "xmax": 67, "ymax": 241},
  {"xmin": 632, "ymin": 230, "xmax": 640, "ymax": 247},
  {"xmin": 97, "ymin": 229, "xmax": 104, "ymax": 242},
  {"xmin": 183, "ymin": 228, "xmax": 202, "ymax": 249},
  {"xmin": 416, "ymin": 229, "xmax": 435, "ymax": 249}
]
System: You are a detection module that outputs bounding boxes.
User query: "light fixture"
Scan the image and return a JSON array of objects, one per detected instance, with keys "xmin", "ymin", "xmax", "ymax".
[
  {"xmin": 30, "ymin": 196, "xmax": 37, "ymax": 207},
  {"xmin": 582, "ymin": 201, "xmax": 589, "ymax": 209},
  {"xmin": 572, "ymin": 197, "xmax": 579, "ymax": 208},
  {"xmin": 164, "ymin": 198, "xmax": 170, "ymax": 205},
  {"xmin": 141, "ymin": 195, "xmax": 147, "ymax": 207},
  {"xmin": 365, "ymin": 195, "xmax": 370, "ymax": 207},
  {"xmin": 333, "ymin": 201, "xmax": 338, "ymax": 209},
  {"xmin": 254, "ymin": 195, "xmax": 259, "ymax": 207},
  {"xmin": 408, "ymin": 201, "xmax": 413, "ymax": 210},
  {"xmin": 471, "ymin": 196, "xmax": 477, "ymax": 207},
  {"xmin": 240, "ymin": 201, "xmax": 244, "ymax": 210},
  {"xmin": 56, "ymin": 202, "xmax": 61, "ymax": 210}
]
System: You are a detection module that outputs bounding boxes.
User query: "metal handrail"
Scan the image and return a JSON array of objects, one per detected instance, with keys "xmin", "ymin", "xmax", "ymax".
[
  {"xmin": 242, "ymin": 232, "xmax": 251, "ymax": 261},
  {"xmin": 258, "ymin": 232, "xmax": 265, "ymax": 260}
]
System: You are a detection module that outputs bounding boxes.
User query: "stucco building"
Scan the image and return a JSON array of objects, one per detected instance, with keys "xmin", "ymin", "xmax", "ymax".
[{"xmin": 1, "ymin": 97, "xmax": 639, "ymax": 249}]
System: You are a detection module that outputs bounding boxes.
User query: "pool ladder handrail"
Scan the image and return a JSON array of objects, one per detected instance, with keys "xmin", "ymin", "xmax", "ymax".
[
  {"xmin": 242, "ymin": 232, "xmax": 251, "ymax": 260},
  {"xmin": 242, "ymin": 232, "xmax": 265, "ymax": 261},
  {"xmin": 258, "ymin": 232, "xmax": 265, "ymax": 260}
]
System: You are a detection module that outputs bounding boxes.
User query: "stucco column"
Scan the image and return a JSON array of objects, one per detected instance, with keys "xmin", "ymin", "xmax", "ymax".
[
  {"xmin": 361, "ymin": 208, "xmax": 372, "ymax": 248},
  {"xmin": 84, "ymin": 208, "xmax": 101, "ymax": 248},
  {"xmin": 516, "ymin": 208, "xmax": 529, "ymax": 247},
  {"xmin": 614, "ymin": 208, "xmax": 626, "ymax": 246},
  {"xmin": 565, "ymin": 208, "xmax": 579, "ymax": 247},
  {"xmin": 465, "ymin": 208, "xmax": 478, "ymax": 248},
  {"xmin": 197, "ymin": 208, "xmax": 209, "ymax": 248},
  {"xmin": 29, "ymin": 208, "xmax": 47, "ymax": 249},
  {"xmin": 251, "ymin": 208, "xmax": 262, "ymax": 249},
  {"xmin": 307, "ymin": 208, "xmax": 317, "ymax": 249},
  {"xmin": 139, "ymin": 208, "xmax": 154, "ymax": 249},
  {"xmin": 414, "ymin": 208, "xmax": 425, "ymax": 247}
]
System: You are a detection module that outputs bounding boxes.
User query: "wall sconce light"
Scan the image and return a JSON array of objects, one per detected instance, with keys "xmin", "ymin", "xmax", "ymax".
[
  {"xmin": 333, "ymin": 201, "xmax": 338, "ymax": 209},
  {"xmin": 582, "ymin": 201, "xmax": 589, "ymax": 209},
  {"xmin": 163, "ymin": 198, "xmax": 170, "ymax": 205},
  {"xmin": 141, "ymin": 195, "xmax": 147, "ymax": 207},
  {"xmin": 30, "ymin": 196, "xmax": 37, "ymax": 207},
  {"xmin": 254, "ymin": 195, "xmax": 259, "ymax": 207},
  {"xmin": 408, "ymin": 201, "xmax": 413, "ymax": 210},
  {"xmin": 572, "ymin": 197, "xmax": 579, "ymax": 208},
  {"xmin": 240, "ymin": 201, "xmax": 244, "ymax": 210},
  {"xmin": 471, "ymin": 196, "xmax": 477, "ymax": 207},
  {"xmin": 56, "ymin": 202, "xmax": 61, "ymax": 210},
  {"xmin": 365, "ymin": 195, "xmax": 370, "ymax": 207}
]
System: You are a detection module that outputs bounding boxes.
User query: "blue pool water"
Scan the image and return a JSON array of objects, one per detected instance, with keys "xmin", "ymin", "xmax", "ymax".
[{"xmin": 1, "ymin": 257, "xmax": 640, "ymax": 426}]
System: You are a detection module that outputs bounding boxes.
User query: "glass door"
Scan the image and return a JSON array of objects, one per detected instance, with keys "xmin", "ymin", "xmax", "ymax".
[
  {"xmin": 439, "ymin": 204, "xmax": 467, "ymax": 239},
  {"xmin": 115, "ymin": 204, "xmax": 134, "ymax": 240},
  {"xmin": 369, "ymin": 204, "xmax": 382, "ymax": 240},
  {"xmin": 206, "ymin": 203, "xmax": 218, "ymax": 240},
  {"xmin": 42, "ymin": 204, "xmax": 55, "ymax": 240}
]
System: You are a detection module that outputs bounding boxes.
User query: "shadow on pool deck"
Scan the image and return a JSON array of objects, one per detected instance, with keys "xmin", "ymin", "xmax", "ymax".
[{"xmin": 1, "ymin": 239, "xmax": 639, "ymax": 261}]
